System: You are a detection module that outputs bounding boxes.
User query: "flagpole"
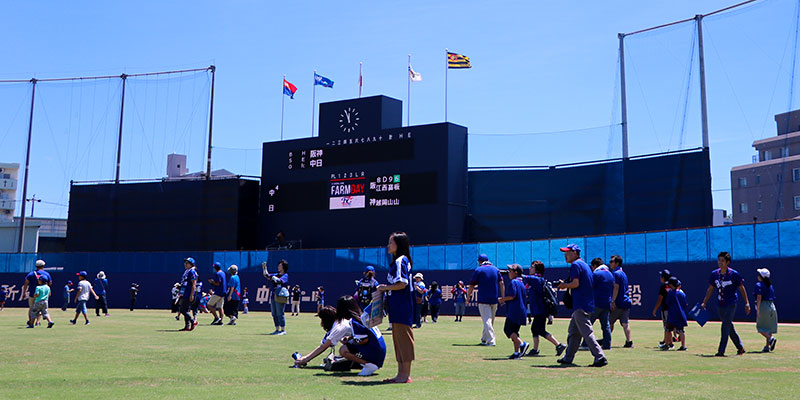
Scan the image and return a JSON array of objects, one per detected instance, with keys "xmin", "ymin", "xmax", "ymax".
[
  {"xmin": 281, "ymin": 74, "xmax": 285, "ymax": 141},
  {"xmin": 407, "ymin": 54, "xmax": 411, "ymax": 127},
  {"xmin": 312, "ymin": 70, "xmax": 316, "ymax": 137},
  {"xmin": 359, "ymin": 62, "xmax": 363, "ymax": 98},
  {"xmin": 445, "ymin": 48, "xmax": 448, "ymax": 122}
]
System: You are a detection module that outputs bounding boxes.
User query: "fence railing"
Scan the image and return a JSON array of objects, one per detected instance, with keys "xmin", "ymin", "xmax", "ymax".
[{"xmin": 1, "ymin": 220, "xmax": 798, "ymax": 274}]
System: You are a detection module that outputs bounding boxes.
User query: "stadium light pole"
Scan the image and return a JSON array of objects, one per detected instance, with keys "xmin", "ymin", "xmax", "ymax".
[
  {"xmin": 618, "ymin": 33, "xmax": 629, "ymax": 159},
  {"xmin": 206, "ymin": 65, "xmax": 216, "ymax": 180},
  {"xmin": 696, "ymin": 15, "xmax": 710, "ymax": 149},
  {"xmin": 115, "ymin": 74, "xmax": 127, "ymax": 184},
  {"xmin": 17, "ymin": 79, "xmax": 36, "ymax": 253}
]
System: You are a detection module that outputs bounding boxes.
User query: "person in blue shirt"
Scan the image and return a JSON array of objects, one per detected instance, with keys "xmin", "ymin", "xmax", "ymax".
[
  {"xmin": 468, "ymin": 254, "xmax": 505, "ymax": 346},
  {"xmin": 207, "ymin": 262, "xmax": 227, "ymax": 325},
  {"xmin": 589, "ymin": 258, "xmax": 614, "ymax": 350},
  {"xmin": 701, "ymin": 251, "xmax": 750, "ymax": 356},
  {"xmin": 521, "ymin": 261, "xmax": 565, "ymax": 356},
  {"xmin": 451, "ymin": 281, "xmax": 468, "ymax": 322},
  {"xmin": 652, "ymin": 269, "xmax": 673, "ymax": 348},
  {"xmin": 555, "ymin": 244, "xmax": 607, "ymax": 367},
  {"xmin": 427, "ymin": 282, "xmax": 442, "ymax": 323},
  {"xmin": 61, "ymin": 281, "xmax": 74, "ymax": 311},
  {"xmin": 263, "ymin": 259, "xmax": 289, "ymax": 335},
  {"xmin": 178, "ymin": 257, "xmax": 199, "ymax": 331},
  {"xmin": 376, "ymin": 231, "xmax": 415, "ymax": 384},
  {"xmin": 0, "ymin": 285, "xmax": 8, "ymax": 311},
  {"xmin": 224, "ymin": 264, "xmax": 241, "ymax": 325},
  {"xmin": 22, "ymin": 260, "xmax": 51, "ymax": 320},
  {"xmin": 93, "ymin": 271, "xmax": 109, "ymax": 317},
  {"xmin": 754, "ymin": 268, "xmax": 777, "ymax": 352},
  {"xmin": 412, "ymin": 274, "xmax": 425, "ymax": 328},
  {"xmin": 499, "ymin": 264, "xmax": 531, "ymax": 359},
  {"xmin": 662, "ymin": 277, "xmax": 688, "ymax": 351},
  {"xmin": 355, "ymin": 265, "xmax": 379, "ymax": 308},
  {"xmin": 608, "ymin": 255, "xmax": 633, "ymax": 348},
  {"xmin": 316, "ymin": 286, "xmax": 325, "ymax": 314}
]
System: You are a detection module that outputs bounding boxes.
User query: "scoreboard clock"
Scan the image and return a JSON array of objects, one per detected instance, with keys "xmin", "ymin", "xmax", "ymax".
[{"xmin": 260, "ymin": 95, "xmax": 468, "ymax": 249}]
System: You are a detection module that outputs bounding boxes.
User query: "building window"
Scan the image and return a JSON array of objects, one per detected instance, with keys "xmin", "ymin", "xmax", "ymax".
[
  {"xmin": 756, "ymin": 175, "xmax": 761, "ymax": 184},
  {"xmin": 757, "ymin": 201, "xmax": 762, "ymax": 211},
  {"xmin": 794, "ymin": 168, "xmax": 800, "ymax": 182},
  {"xmin": 778, "ymin": 174, "xmax": 782, "ymax": 183},
  {"xmin": 781, "ymin": 146, "xmax": 790, "ymax": 158},
  {"xmin": 795, "ymin": 196, "xmax": 800, "ymax": 210},
  {"xmin": 739, "ymin": 203, "xmax": 748, "ymax": 214},
  {"xmin": 765, "ymin": 150, "xmax": 772, "ymax": 161},
  {"xmin": 738, "ymin": 177, "xmax": 747, "ymax": 188}
]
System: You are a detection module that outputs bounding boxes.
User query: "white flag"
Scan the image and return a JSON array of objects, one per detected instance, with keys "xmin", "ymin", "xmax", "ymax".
[{"xmin": 408, "ymin": 65, "xmax": 422, "ymax": 82}]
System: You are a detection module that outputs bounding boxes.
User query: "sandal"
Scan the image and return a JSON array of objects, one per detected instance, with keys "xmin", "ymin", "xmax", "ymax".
[{"xmin": 383, "ymin": 377, "xmax": 412, "ymax": 384}]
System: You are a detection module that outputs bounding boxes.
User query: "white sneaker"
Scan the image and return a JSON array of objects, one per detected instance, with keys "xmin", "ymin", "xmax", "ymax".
[{"xmin": 358, "ymin": 363, "xmax": 379, "ymax": 376}]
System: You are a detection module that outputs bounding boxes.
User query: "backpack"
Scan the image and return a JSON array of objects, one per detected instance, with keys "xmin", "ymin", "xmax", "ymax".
[{"xmin": 542, "ymin": 280, "xmax": 559, "ymax": 316}]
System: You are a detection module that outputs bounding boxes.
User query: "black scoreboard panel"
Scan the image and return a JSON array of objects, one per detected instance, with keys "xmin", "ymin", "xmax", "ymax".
[{"xmin": 260, "ymin": 96, "xmax": 467, "ymax": 249}]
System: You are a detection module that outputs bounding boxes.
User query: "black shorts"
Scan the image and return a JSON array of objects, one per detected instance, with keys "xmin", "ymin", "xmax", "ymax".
[
  {"xmin": 504, "ymin": 318, "xmax": 521, "ymax": 338},
  {"xmin": 530, "ymin": 314, "xmax": 549, "ymax": 338},
  {"xmin": 665, "ymin": 322, "xmax": 685, "ymax": 334}
]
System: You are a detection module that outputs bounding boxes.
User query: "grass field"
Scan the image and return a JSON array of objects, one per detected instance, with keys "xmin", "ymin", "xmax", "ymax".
[{"xmin": 0, "ymin": 308, "xmax": 798, "ymax": 399}]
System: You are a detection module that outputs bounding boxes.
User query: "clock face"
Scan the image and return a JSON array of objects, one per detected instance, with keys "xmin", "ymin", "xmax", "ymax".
[{"xmin": 339, "ymin": 107, "xmax": 360, "ymax": 133}]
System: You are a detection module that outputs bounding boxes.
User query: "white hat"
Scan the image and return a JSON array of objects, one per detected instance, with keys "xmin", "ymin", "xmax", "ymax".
[
  {"xmin": 97, "ymin": 271, "xmax": 106, "ymax": 279},
  {"xmin": 757, "ymin": 268, "xmax": 770, "ymax": 279},
  {"xmin": 228, "ymin": 264, "xmax": 238, "ymax": 274},
  {"xmin": 414, "ymin": 273, "xmax": 424, "ymax": 280},
  {"xmin": 35, "ymin": 260, "xmax": 46, "ymax": 268}
]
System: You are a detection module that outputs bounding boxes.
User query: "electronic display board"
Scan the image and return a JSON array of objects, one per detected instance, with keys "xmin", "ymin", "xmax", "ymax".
[{"xmin": 260, "ymin": 95, "xmax": 467, "ymax": 249}]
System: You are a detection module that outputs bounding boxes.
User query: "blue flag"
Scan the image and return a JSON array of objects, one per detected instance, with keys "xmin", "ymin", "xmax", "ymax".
[{"xmin": 314, "ymin": 73, "xmax": 334, "ymax": 88}]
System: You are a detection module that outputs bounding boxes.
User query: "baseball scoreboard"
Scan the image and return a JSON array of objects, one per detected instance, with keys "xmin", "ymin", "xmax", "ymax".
[{"xmin": 260, "ymin": 95, "xmax": 467, "ymax": 249}]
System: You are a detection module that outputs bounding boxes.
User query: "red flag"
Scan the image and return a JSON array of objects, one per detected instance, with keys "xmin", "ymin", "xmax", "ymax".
[{"xmin": 283, "ymin": 79, "xmax": 297, "ymax": 99}]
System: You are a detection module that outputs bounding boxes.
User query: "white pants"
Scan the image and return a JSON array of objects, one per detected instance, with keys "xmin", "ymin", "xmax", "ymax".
[{"xmin": 478, "ymin": 303, "xmax": 498, "ymax": 345}]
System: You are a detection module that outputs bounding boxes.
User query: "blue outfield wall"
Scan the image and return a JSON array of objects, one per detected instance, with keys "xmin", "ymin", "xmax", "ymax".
[{"xmin": 1, "ymin": 220, "xmax": 799, "ymax": 322}]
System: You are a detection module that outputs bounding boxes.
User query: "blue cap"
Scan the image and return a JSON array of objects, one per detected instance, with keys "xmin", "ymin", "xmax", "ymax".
[
  {"xmin": 660, "ymin": 269, "xmax": 671, "ymax": 279},
  {"xmin": 67, "ymin": 280, "xmax": 73, "ymax": 285},
  {"xmin": 36, "ymin": 274, "xmax": 50, "ymax": 283},
  {"xmin": 365, "ymin": 265, "xmax": 375, "ymax": 272},
  {"xmin": 184, "ymin": 257, "xmax": 196, "ymax": 265},
  {"xmin": 212, "ymin": 262, "xmax": 222, "ymax": 269},
  {"xmin": 559, "ymin": 244, "xmax": 581, "ymax": 253},
  {"xmin": 668, "ymin": 276, "xmax": 680, "ymax": 287},
  {"xmin": 478, "ymin": 254, "xmax": 489, "ymax": 262},
  {"xmin": 77, "ymin": 271, "xmax": 88, "ymax": 277}
]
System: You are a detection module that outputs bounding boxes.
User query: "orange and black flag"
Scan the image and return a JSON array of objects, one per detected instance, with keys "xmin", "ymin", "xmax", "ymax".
[{"xmin": 447, "ymin": 52, "xmax": 471, "ymax": 69}]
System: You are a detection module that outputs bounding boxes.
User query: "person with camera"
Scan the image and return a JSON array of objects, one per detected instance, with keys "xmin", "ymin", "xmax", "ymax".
[
  {"xmin": 290, "ymin": 285, "xmax": 302, "ymax": 316},
  {"xmin": 451, "ymin": 281, "xmax": 468, "ymax": 322},
  {"xmin": 263, "ymin": 260, "xmax": 290, "ymax": 335},
  {"xmin": 554, "ymin": 244, "xmax": 607, "ymax": 367},
  {"xmin": 521, "ymin": 261, "xmax": 565, "ymax": 356},
  {"xmin": 377, "ymin": 231, "xmax": 415, "ymax": 384},
  {"xmin": 224, "ymin": 265, "xmax": 241, "ymax": 325}
]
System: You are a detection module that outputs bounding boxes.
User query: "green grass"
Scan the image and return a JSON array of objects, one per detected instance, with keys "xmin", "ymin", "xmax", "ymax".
[{"xmin": 0, "ymin": 308, "xmax": 798, "ymax": 399}]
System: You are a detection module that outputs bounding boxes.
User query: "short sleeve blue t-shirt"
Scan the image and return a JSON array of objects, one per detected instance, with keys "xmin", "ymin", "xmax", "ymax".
[
  {"xmin": 470, "ymin": 263, "xmax": 503, "ymax": 305},
  {"xmin": 0, "ymin": 287, "xmax": 8, "ymax": 301},
  {"xmin": 213, "ymin": 270, "xmax": 227, "ymax": 297},
  {"xmin": 521, "ymin": 275, "xmax": 545, "ymax": 316},
  {"xmin": 612, "ymin": 268, "xmax": 632, "ymax": 309},
  {"xmin": 428, "ymin": 289, "xmax": 442, "ymax": 305},
  {"xmin": 228, "ymin": 275, "xmax": 241, "ymax": 301},
  {"xmin": 506, "ymin": 278, "xmax": 528, "ymax": 326},
  {"xmin": 709, "ymin": 268, "xmax": 743, "ymax": 307},
  {"xmin": 569, "ymin": 259, "xmax": 595, "ymax": 313},
  {"xmin": 180, "ymin": 268, "xmax": 198, "ymax": 297},
  {"xmin": 386, "ymin": 255, "xmax": 414, "ymax": 326},
  {"xmin": 63, "ymin": 284, "xmax": 71, "ymax": 299},
  {"xmin": 753, "ymin": 281, "xmax": 775, "ymax": 302},
  {"xmin": 592, "ymin": 266, "xmax": 615, "ymax": 311},
  {"xmin": 666, "ymin": 289, "xmax": 688, "ymax": 327},
  {"xmin": 26, "ymin": 270, "xmax": 51, "ymax": 297}
]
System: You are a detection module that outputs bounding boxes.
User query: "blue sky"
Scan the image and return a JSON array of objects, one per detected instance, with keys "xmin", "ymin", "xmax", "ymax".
[{"xmin": 0, "ymin": 0, "xmax": 797, "ymax": 219}]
